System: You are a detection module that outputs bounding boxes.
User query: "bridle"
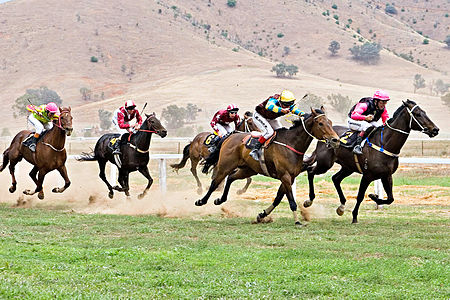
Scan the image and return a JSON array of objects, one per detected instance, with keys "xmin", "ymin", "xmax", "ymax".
[
  {"xmin": 386, "ymin": 104, "xmax": 426, "ymax": 135},
  {"xmin": 300, "ymin": 114, "xmax": 327, "ymax": 143}
]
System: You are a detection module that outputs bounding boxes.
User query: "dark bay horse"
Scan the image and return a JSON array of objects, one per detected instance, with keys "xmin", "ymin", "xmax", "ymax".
[
  {"xmin": 303, "ymin": 100, "xmax": 439, "ymax": 223},
  {"xmin": 0, "ymin": 107, "xmax": 73, "ymax": 199},
  {"xmin": 195, "ymin": 108, "xmax": 340, "ymax": 226},
  {"xmin": 77, "ymin": 113, "xmax": 167, "ymax": 199},
  {"xmin": 170, "ymin": 113, "xmax": 259, "ymax": 194}
]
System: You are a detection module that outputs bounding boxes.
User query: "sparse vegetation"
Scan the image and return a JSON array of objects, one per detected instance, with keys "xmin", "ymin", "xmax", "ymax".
[
  {"xmin": 327, "ymin": 93, "xmax": 353, "ymax": 121},
  {"xmin": 328, "ymin": 40, "xmax": 340, "ymax": 56},
  {"xmin": 161, "ymin": 103, "xmax": 199, "ymax": 129},
  {"xmin": 413, "ymin": 74, "xmax": 426, "ymax": 93},
  {"xmin": 433, "ymin": 79, "xmax": 450, "ymax": 95},
  {"xmin": 271, "ymin": 62, "xmax": 298, "ymax": 78},
  {"xmin": 441, "ymin": 93, "xmax": 450, "ymax": 110},
  {"xmin": 90, "ymin": 56, "xmax": 98, "ymax": 63},
  {"xmin": 444, "ymin": 35, "xmax": 450, "ymax": 48},
  {"xmin": 226, "ymin": 0, "xmax": 236, "ymax": 8},
  {"xmin": 79, "ymin": 87, "xmax": 92, "ymax": 101},
  {"xmin": 385, "ymin": 4, "xmax": 398, "ymax": 15},
  {"xmin": 1, "ymin": 127, "xmax": 11, "ymax": 136},
  {"xmin": 297, "ymin": 94, "xmax": 323, "ymax": 112},
  {"xmin": 423, "ymin": 39, "xmax": 429, "ymax": 45},
  {"xmin": 349, "ymin": 42, "xmax": 381, "ymax": 64},
  {"xmin": 277, "ymin": 33, "xmax": 284, "ymax": 38},
  {"xmin": 331, "ymin": 4, "xmax": 337, "ymax": 9},
  {"xmin": 12, "ymin": 87, "xmax": 62, "ymax": 118},
  {"xmin": 98, "ymin": 109, "xmax": 112, "ymax": 131}
]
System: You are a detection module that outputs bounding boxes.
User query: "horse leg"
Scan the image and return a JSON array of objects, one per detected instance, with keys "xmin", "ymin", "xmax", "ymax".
[
  {"xmin": 190, "ymin": 157, "xmax": 203, "ymax": 195},
  {"xmin": 97, "ymin": 160, "xmax": 114, "ymax": 198},
  {"xmin": 24, "ymin": 169, "xmax": 48, "ymax": 199},
  {"xmin": 52, "ymin": 165, "xmax": 71, "ymax": 193},
  {"xmin": 282, "ymin": 175, "xmax": 304, "ymax": 226},
  {"xmin": 331, "ymin": 167, "xmax": 354, "ymax": 216},
  {"xmin": 114, "ymin": 169, "xmax": 126, "ymax": 192},
  {"xmin": 29, "ymin": 166, "xmax": 39, "ymax": 185},
  {"xmin": 369, "ymin": 175, "xmax": 394, "ymax": 205},
  {"xmin": 213, "ymin": 167, "xmax": 225, "ymax": 192},
  {"xmin": 236, "ymin": 177, "xmax": 252, "ymax": 195},
  {"xmin": 195, "ymin": 165, "xmax": 232, "ymax": 206},
  {"xmin": 8, "ymin": 159, "xmax": 20, "ymax": 193},
  {"xmin": 256, "ymin": 184, "xmax": 285, "ymax": 222},
  {"xmin": 304, "ymin": 156, "xmax": 334, "ymax": 208},
  {"xmin": 352, "ymin": 176, "xmax": 371, "ymax": 224},
  {"xmin": 137, "ymin": 166, "xmax": 153, "ymax": 199},
  {"xmin": 122, "ymin": 171, "xmax": 130, "ymax": 197},
  {"xmin": 214, "ymin": 167, "xmax": 256, "ymax": 205}
]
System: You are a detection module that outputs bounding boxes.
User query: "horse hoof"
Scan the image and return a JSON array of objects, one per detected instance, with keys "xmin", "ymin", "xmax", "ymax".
[
  {"xmin": 368, "ymin": 194, "xmax": 379, "ymax": 202},
  {"xmin": 138, "ymin": 193, "xmax": 145, "ymax": 200},
  {"xmin": 256, "ymin": 213, "xmax": 265, "ymax": 223},
  {"xmin": 295, "ymin": 221, "xmax": 305, "ymax": 227},
  {"xmin": 352, "ymin": 220, "xmax": 358, "ymax": 224},
  {"xmin": 236, "ymin": 189, "xmax": 244, "ymax": 195},
  {"xmin": 303, "ymin": 200, "xmax": 313, "ymax": 208},
  {"xmin": 213, "ymin": 198, "xmax": 223, "ymax": 205},
  {"xmin": 23, "ymin": 189, "xmax": 32, "ymax": 195},
  {"xmin": 195, "ymin": 200, "xmax": 205, "ymax": 206},
  {"xmin": 9, "ymin": 186, "xmax": 16, "ymax": 193},
  {"xmin": 108, "ymin": 192, "xmax": 114, "ymax": 199},
  {"xmin": 336, "ymin": 207, "xmax": 345, "ymax": 216},
  {"xmin": 38, "ymin": 193, "xmax": 44, "ymax": 200},
  {"xmin": 52, "ymin": 188, "xmax": 61, "ymax": 193}
]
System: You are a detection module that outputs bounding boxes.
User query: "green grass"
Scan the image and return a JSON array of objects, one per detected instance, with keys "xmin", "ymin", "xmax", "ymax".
[{"xmin": 0, "ymin": 204, "xmax": 449, "ymax": 299}]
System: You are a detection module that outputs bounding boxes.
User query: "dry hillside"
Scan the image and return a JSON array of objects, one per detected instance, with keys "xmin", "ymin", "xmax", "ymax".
[{"xmin": 0, "ymin": 0, "xmax": 448, "ymax": 135}]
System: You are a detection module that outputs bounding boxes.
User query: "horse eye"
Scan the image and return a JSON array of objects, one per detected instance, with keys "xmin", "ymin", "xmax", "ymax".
[{"xmin": 319, "ymin": 122, "xmax": 324, "ymax": 126}]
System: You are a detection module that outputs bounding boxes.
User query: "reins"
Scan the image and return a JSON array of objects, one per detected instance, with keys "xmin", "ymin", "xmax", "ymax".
[
  {"xmin": 126, "ymin": 124, "xmax": 158, "ymax": 153},
  {"xmin": 42, "ymin": 109, "xmax": 71, "ymax": 152}
]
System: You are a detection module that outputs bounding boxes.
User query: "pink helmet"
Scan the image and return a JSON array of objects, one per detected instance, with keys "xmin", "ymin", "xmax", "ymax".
[
  {"xmin": 46, "ymin": 102, "xmax": 58, "ymax": 113},
  {"xmin": 373, "ymin": 90, "xmax": 390, "ymax": 101},
  {"xmin": 125, "ymin": 100, "xmax": 136, "ymax": 109},
  {"xmin": 227, "ymin": 104, "xmax": 239, "ymax": 112}
]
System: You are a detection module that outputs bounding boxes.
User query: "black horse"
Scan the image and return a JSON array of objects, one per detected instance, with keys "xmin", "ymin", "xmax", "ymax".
[
  {"xmin": 302, "ymin": 100, "xmax": 439, "ymax": 223},
  {"xmin": 78, "ymin": 113, "xmax": 167, "ymax": 199}
]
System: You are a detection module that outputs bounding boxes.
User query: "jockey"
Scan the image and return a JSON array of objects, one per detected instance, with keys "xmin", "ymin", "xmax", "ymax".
[
  {"xmin": 23, "ymin": 102, "xmax": 59, "ymax": 152},
  {"xmin": 111, "ymin": 100, "xmax": 143, "ymax": 155},
  {"xmin": 347, "ymin": 90, "xmax": 390, "ymax": 155},
  {"xmin": 250, "ymin": 90, "xmax": 305, "ymax": 160},
  {"xmin": 208, "ymin": 104, "xmax": 241, "ymax": 153}
]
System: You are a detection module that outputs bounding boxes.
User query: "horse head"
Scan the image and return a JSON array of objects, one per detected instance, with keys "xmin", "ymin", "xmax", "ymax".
[
  {"xmin": 58, "ymin": 106, "xmax": 73, "ymax": 136},
  {"xmin": 309, "ymin": 106, "xmax": 340, "ymax": 149},
  {"xmin": 145, "ymin": 112, "xmax": 167, "ymax": 138},
  {"xmin": 401, "ymin": 100, "xmax": 439, "ymax": 138}
]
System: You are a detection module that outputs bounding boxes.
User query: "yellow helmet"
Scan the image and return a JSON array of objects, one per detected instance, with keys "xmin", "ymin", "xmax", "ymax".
[{"xmin": 280, "ymin": 90, "xmax": 296, "ymax": 103}]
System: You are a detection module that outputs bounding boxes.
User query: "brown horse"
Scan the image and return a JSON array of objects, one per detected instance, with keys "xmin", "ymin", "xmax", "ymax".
[
  {"xmin": 195, "ymin": 108, "xmax": 340, "ymax": 226},
  {"xmin": 170, "ymin": 112, "xmax": 259, "ymax": 194},
  {"xmin": 0, "ymin": 107, "xmax": 73, "ymax": 199},
  {"xmin": 302, "ymin": 100, "xmax": 439, "ymax": 223}
]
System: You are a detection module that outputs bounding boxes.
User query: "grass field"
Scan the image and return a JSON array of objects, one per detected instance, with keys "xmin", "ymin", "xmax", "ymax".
[{"xmin": 0, "ymin": 165, "xmax": 449, "ymax": 299}]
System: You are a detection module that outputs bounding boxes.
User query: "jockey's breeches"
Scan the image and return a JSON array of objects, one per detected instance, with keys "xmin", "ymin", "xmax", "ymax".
[
  {"xmin": 347, "ymin": 117, "xmax": 382, "ymax": 132},
  {"xmin": 28, "ymin": 114, "xmax": 53, "ymax": 134},
  {"xmin": 252, "ymin": 112, "xmax": 282, "ymax": 139}
]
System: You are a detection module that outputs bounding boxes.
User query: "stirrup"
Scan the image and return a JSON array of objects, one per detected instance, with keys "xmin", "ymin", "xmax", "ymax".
[
  {"xmin": 29, "ymin": 143, "xmax": 36, "ymax": 152},
  {"xmin": 353, "ymin": 145, "xmax": 362, "ymax": 155},
  {"xmin": 250, "ymin": 149, "xmax": 260, "ymax": 161}
]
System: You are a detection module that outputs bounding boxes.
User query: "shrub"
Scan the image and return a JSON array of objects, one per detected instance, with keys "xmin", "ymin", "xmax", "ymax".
[
  {"xmin": 277, "ymin": 33, "xmax": 284, "ymax": 38},
  {"xmin": 433, "ymin": 79, "xmax": 450, "ymax": 95},
  {"xmin": 444, "ymin": 35, "xmax": 450, "ymax": 47},
  {"xmin": 13, "ymin": 87, "xmax": 62, "ymax": 118},
  {"xmin": 349, "ymin": 42, "xmax": 382, "ymax": 64},
  {"xmin": 271, "ymin": 62, "xmax": 298, "ymax": 78},
  {"xmin": 327, "ymin": 93, "xmax": 353, "ymax": 121},
  {"xmin": 328, "ymin": 40, "xmax": 340, "ymax": 56},
  {"xmin": 385, "ymin": 4, "xmax": 398, "ymax": 15},
  {"xmin": 161, "ymin": 103, "xmax": 199, "ymax": 129},
  {"xmin": 423, "ymin": 39, "xmax": 429, "ymax": 44},
  {"xmin": 333, "ymin": 14, "xmax": 339, "ymax": 20},
  {"xmin": 296, "ymin": 94, "xmax": 324, "ymax": 112},
  {"xmin": 332, "ymin": 4, "xmax": 337, "ymax": 9},
  {"xmin": 413, "ymin": 74, "xmax": 426, "ymax": 93},
  {"xmin": 441, "ymin": 93, "xmax": 450, "ymax": 109},
  {"xmin": 90, "ymin": 56, "xmax": 98, "ymax": 63},
  {"xmin": 226, "ymin": 0, "xmax": 236, "ymax": 8},
  {"xmin": 80, "ymin": 87, "xmax": 92, "ymax": 101},
  {"xmin": 98, "ymin": 109, "xmax": 112, "ymax": 131}
]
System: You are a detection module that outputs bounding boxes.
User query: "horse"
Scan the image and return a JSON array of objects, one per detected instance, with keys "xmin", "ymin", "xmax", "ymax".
[
  {"xmin": 302, "ymin": 100, "xmax": 439, "ymax": 223},
  {"xmin": 170, "ymin": 112, "xmax": 260, "ymax": 195},
  {"xmin": 77, "ymin": 113, "xmax": 167, "ymax": 199},
  {"xmin": 0, "ymin": 107, "xmax": 74, "ymax": 199},
  {"xmin": 195, "ymin": 108, "xmax": 340, "ymax": 226}
]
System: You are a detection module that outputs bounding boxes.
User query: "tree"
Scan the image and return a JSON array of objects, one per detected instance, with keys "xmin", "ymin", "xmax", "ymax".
[
  {"xmin": 285, "ymin": 64, "xmax": 298, "ymax": 77},
  {"xmin": 296, "ymin": 94, "xmax": 324, "ymax": 112},
  {"xmin": 349, "ymin": 42, "xmax": 382, "ymax": 64},
  {"xmin": 186, "ymin": 103, "xmax": 200, "ymax": 121},
  {"xmin": 328, "ymin": 40, "xmax": 340, "ymax": 56},
  {"xmin": 327, "ymin": 93, "xmax": 353, "ymax": 122},
  {"xmin": 444, "ymin": 35, "xmax": 450, "ymax": 48},
  {"xmin": 385, "ymin": 4, "xmax": 397, "ymax": 15},
  {"xmin": 433, "ymin": 79, "xmax": 450, "ymax": 95},
  {"xmin": 413, "ymin": 74, "xmax": 426, "ymax": 93},
  {"xmin": 227, "ymin": 0, "xmax": 236, "ymax": 8},
  {"xmin": 161, "ymin": 105, "xmax": 187, "ymax": 129},
  {"xmin": 12, "ymin": 87, "xmax": 62, "ymax": 118},
  {"xmin": 98, "ymin": 109, "xmax": 112, "ymax": 131},
  {"xmin": 271, "ymin": 62, "xmax": 299, "ymax": 78},
  {"xmin": 80, "ymin": 87, "xmax": 92, "ymax": 101},
  {"xmin": 441, "ymin": 93, "xmax": 450, "ymax": 110}
]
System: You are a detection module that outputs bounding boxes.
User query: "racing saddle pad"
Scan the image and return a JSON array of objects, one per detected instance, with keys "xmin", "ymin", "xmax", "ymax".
[{"xmin": 339, "ymin": 130, "xmax": 359, "ymax": 148}]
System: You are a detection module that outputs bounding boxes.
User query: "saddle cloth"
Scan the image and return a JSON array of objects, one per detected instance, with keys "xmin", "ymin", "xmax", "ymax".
[
  {"xmin": 339, "ymin": 130, "xmax": 359, "ymax": 148},
  {"xmin": 243, "ymin": 132, "xmax": 276, "ymax": 149}
]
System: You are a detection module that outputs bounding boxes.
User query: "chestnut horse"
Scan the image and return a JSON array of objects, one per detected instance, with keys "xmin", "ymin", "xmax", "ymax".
[
  {"xmin": 195, "ymin": 108, "xmax": 340, "ymax": 226},
  {"xmin": 78, "ymin": 113, "xmax": 167, "ymax": 199},
  {"xmin": 302, "ymin": 100, "xmax": 439, "ymax": 223},
  {"xmin": 170, "ymin": 112, "xmax": 259, "ymax": 194},
  {"xmin": 0, "ymin": 107, "xmax": 73, "ymax": 199}
]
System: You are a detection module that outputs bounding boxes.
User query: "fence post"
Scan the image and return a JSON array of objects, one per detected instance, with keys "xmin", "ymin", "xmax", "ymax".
[{"xmin": 159, "ymin": 158, "xmax": 167, "ymax": 193}]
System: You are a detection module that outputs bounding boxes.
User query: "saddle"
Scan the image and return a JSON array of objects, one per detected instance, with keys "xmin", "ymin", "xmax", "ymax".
[
  {"xmin": 203, "ymin": 133, "xmax": 217, "ymax": 146},
  {"xmin": 107, "ymin": 134, "xmax": 122, "ymax": 150},
  {"xmin": 243, "ymin": 132, "xmax": 276, "ymax": 149},
  {"xmin": 339, "ymin": 130, "xmax": 359, "ymax": 148}
]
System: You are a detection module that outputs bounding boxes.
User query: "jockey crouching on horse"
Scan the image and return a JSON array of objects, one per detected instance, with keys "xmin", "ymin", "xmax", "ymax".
[
  {"xmin": 347, "ymin": 90, "xmax": 390, "ymax": 155},
  {"xmin": 111, "ymin": 100, "xmax": 143, "ymax": 155},
  {"xmin": 250, "ymin": 90, "xmax": 305, "ymax": 161},
  {"xmin": 22, "ymin": 102, "xmax": 59, "ymax": 152},
  {"xmin": 208, "ymin": 104, "xmax": 241, "ymax": 153}
]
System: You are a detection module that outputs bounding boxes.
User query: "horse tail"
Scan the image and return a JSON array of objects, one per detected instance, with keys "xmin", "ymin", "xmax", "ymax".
[
  {"xmin": 170, "ymin": 143, "xmax": 190, "ymax": 172},
  {"xmin": 301, "ymin": 150, "xmax": 317, "ymax": 172},
  {"xmin": 76, "ymin": 151, "xmax": 97, "ymax": 162},
  {"xmin": 0, "ymin": 147, "xmax": 10, "ymax": 172}
]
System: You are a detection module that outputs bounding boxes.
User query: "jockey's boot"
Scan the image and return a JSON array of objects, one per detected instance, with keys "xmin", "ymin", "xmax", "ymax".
[
  {"xmin": 22, "ymin": 134, "xmax": 38, "ymax": 152},
  {"xmin": 249, "ymin": 140, "xmax": 263, "ymax": 161},
  {"xmin": 353, "ymin": 135, "xmax": 363, "ymax": 155},
  {"xmin": 112, "ymin": 139, "xmax": 122, "ymax": 155},
  {"xmin": 208, "ymin": 135, "xmax": 221, "ymax": 153}
]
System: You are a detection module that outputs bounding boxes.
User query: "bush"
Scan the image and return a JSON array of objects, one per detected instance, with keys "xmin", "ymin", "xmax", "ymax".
[
  {"xmin": 433, "ymin": 79, "xmax": 450, "ymax": 95},
  {"xmin": 385, "ymin": 4, "xmax": 398, "ymax": 15},
  {"xmin": 277, "ymin": 33, "xmax": 284, "ymax": 38},
  {"xmin": 413, "ymin": 74, "xmax": 426, "ymax": 93},
  {"xmin": 13, "ymin": 87, "xmax": 62, "ymax": 118},
  {"xmin": 161, "ymin": 103, "xmax": 200, "ymax": 129},
  {"xmin": 271, "ymin": 62, "xmax": 298, "ymax": 78},
  {"xmin": 423, "ymin": 39, "xmax": 429, "ymax": 45},
  {"xmin": 328, "ymin": 40, "xmax": 340, "ymax": 56},
  {"xmin": 327, "ymin": 93, "xmax": 353, "ymax": 122},
  {"xmin": 98, "ymin": 109, "xmax": 112, "ymax": 131},
  {"xmin": 226, "ymin": 0, "xmax": 236, "ymax": 8},
  {"xmin": 332, "ymin": 4, "xmax": 337, "ymax": 9},
  {"xmin": 441, "ymin": 93, "xmax": 450, "ymax": 109},
  {"xmin": 90, "ymin": 56, "xmax": 98, "ymax": 63},
  {"xmin": 444, "ymin": 35, "xmax": 450, "ymax": 47},
  {"xmin": 80, "ymin": 87, "xmax": 92, "ymax": 101},
  {"xmin": 349, "ymin": 42, "xmax": 382, "ymax": 64},
  {"xmin": 296, "ymin": 94, "xmax": 324, "ymax": 112}
]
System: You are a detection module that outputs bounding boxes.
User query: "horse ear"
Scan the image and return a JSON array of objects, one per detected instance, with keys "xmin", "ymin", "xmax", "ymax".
[
  {"xmin": 59, "ymin": 107, "xmax": 62, "ymax": 112},
  {"xmin": 69, "ymin": 106, "xmax": 71, "ymax": 112},
  {"xmin": 402, "ymin": 100, "xmax": 408, "ymax": 106},
  {"xmin": 310, "ymin": 107, "xmax": 316, "ymax": 115},
  {"xmin": 320, "ymin": 105, "xmax": 326, "ymax": 114},
  {"xmin": 145, "ymin": 113, "xmax": 150, "ymax": 118}
]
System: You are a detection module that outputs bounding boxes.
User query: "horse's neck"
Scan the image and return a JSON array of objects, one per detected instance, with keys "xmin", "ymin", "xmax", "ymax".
[
  {"xmin": 377, "ymin": 109, "xmax": 410, "ymax": 153},
  {"xmin": 44, "ymin": 125, "xmax": 65, "ymax": 148},
  {"xmin": 280, "ymin": 119, "xmax": 314, "ymax": 154},
  {"xmin": 237, "ymin": 120, "xmax": 247, "ymax": 132},
  {"xmin": 132, "ymin": 125, "xmax": 152, "ymax": 148}
]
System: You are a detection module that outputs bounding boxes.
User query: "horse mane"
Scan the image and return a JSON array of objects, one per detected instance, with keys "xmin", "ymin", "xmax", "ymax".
[
  {"xmin": 287, "ymin": 109, "xmax": 324, "ymax": 129},
  {"xmin": 391, "ymin": 99, "xmax": 416, "ymax": 119}
]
